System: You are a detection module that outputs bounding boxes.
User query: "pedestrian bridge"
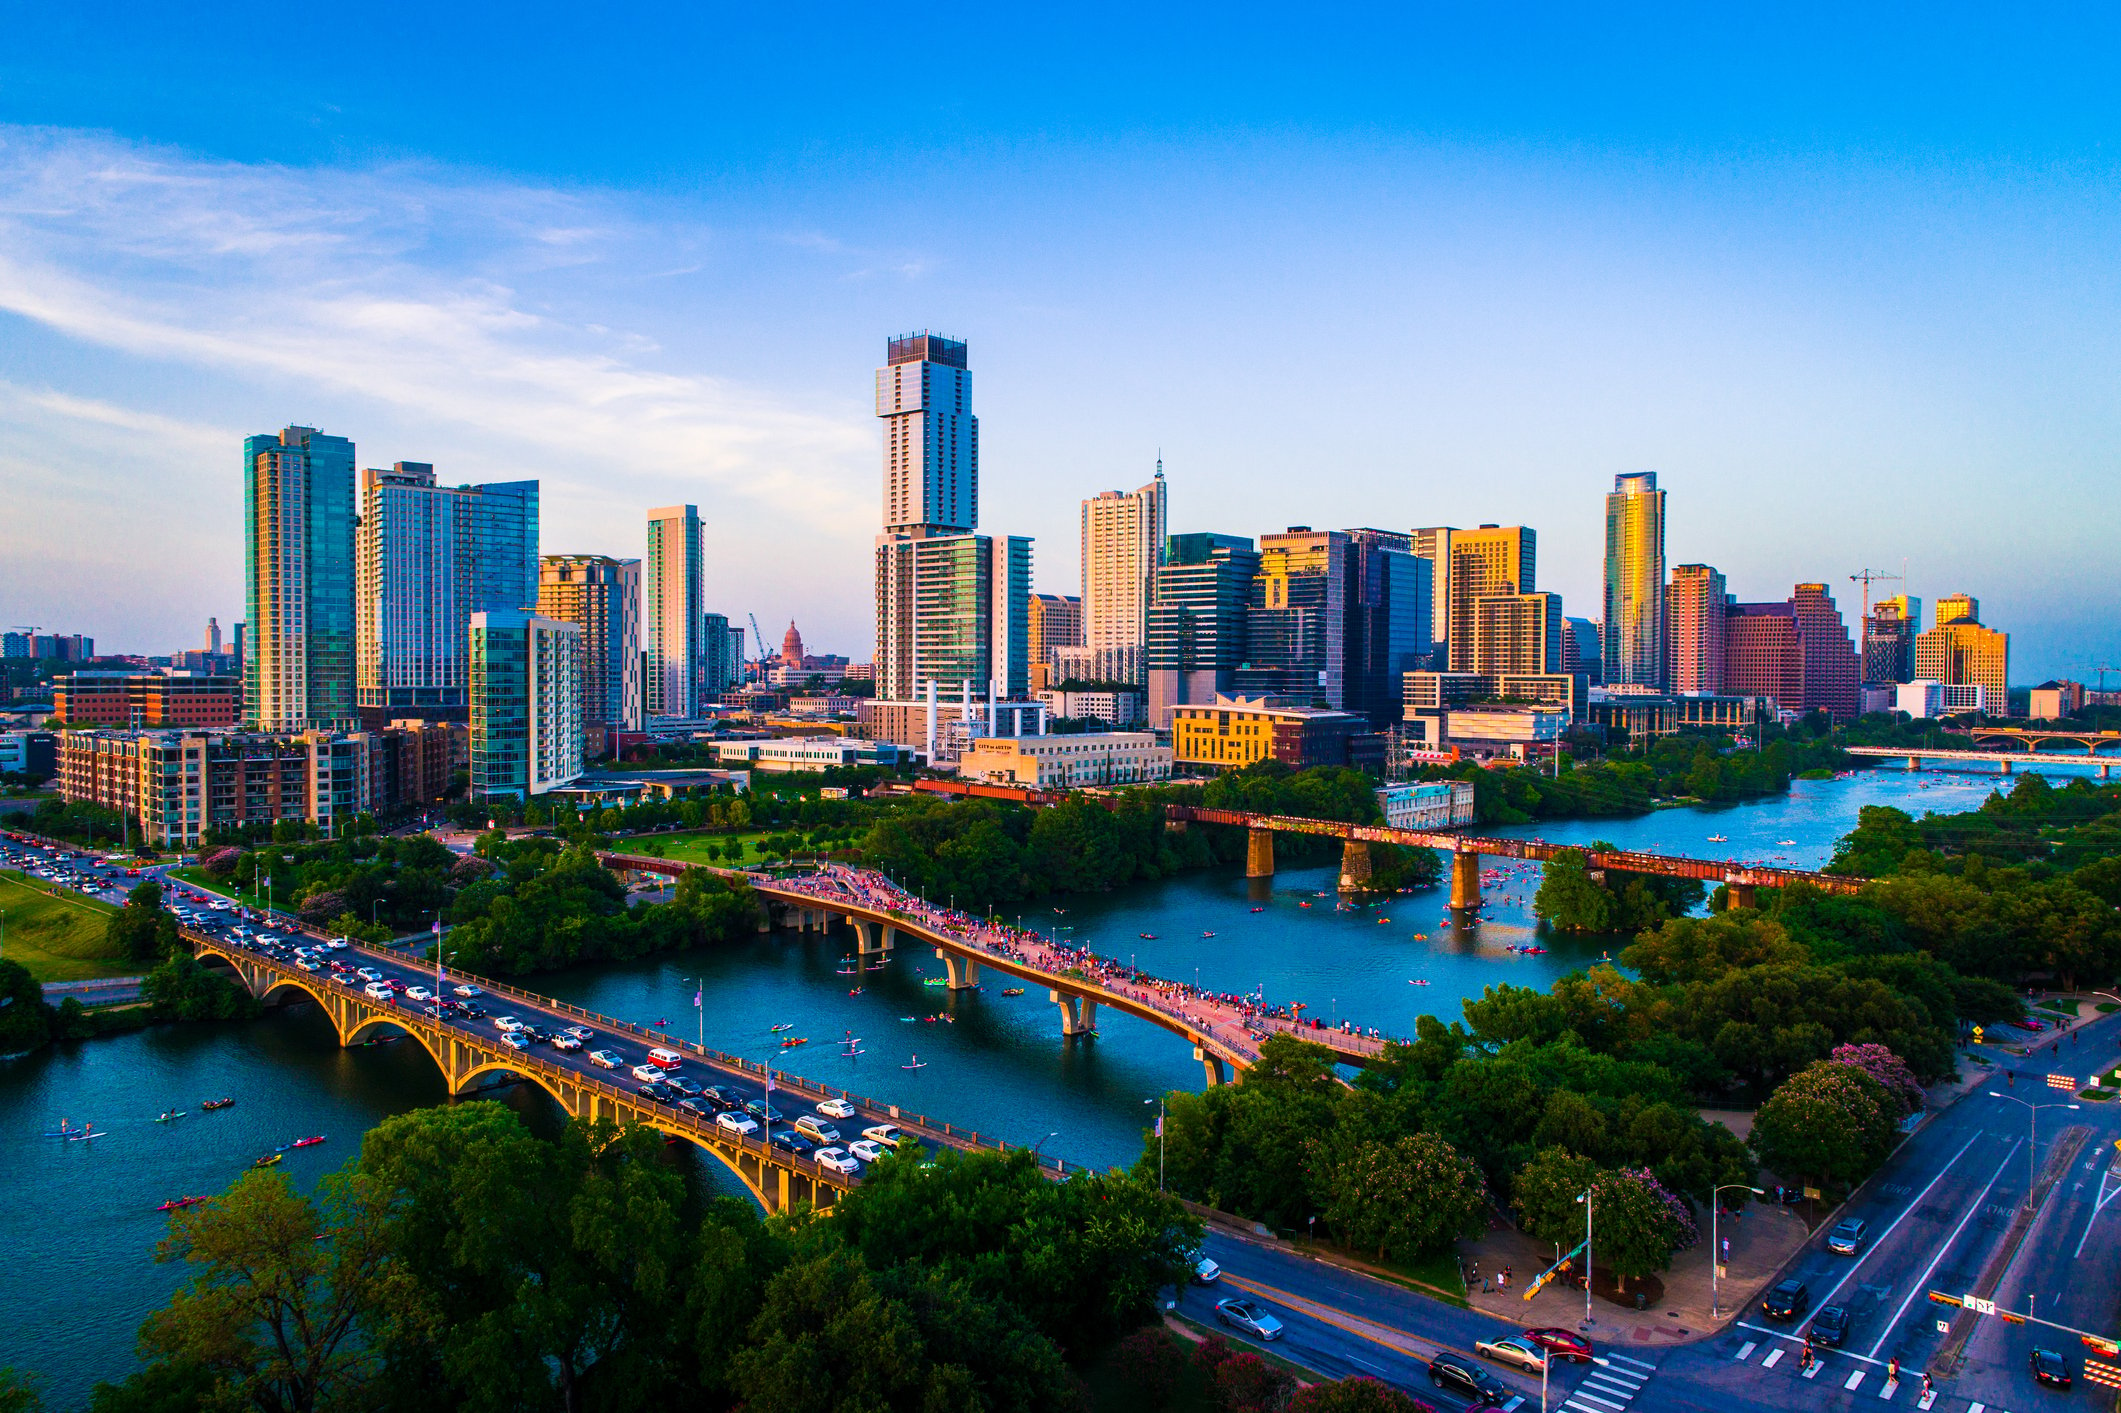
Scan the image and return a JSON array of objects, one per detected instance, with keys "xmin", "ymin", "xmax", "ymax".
[
  {"xmin": 186, "ymin": 928, "xmax": 1070, "ymax": 1214},
  {"xmin": 1847, "ymin": 744, "xmax": 2116, "ymax": 777}
]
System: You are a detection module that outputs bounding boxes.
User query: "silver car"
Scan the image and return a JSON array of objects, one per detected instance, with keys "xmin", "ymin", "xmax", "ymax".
[
  {"xmin": 1474, "ymin": 1335, "xmax": 1547, "ymax": 1373},
  {"xmin": 1214, "ymin": 1297, "xmax": 1283, "ymax": 1341}
]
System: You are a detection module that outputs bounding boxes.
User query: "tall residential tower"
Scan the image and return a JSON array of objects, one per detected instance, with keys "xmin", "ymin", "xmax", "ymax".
[
  {"xmin": 1602, "ymin": 472, "xmax": 1667, "ymax": 689},
  {"xmin": 644, "ymin": 505, "xmax": 704, "ymax": 719},
  {"xmin": 243, "ymin": 426, "xmax": 356, "ymax": 730},
  {"xmin": 537, "ymin": 554, "xmax": 642, "ymax": 756},
  {"xmin": 1079, "ymin": 469, "xmax": 1167, "ymax": 686}
]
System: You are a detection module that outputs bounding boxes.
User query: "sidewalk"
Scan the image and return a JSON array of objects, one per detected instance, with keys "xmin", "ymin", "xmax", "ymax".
[{"xmin": 1456, "ymin": 1198, "xmax": 1812, "ymax": 1347}]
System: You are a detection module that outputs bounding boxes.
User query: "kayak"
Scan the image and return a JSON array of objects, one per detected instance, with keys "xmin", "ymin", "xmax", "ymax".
[
  {"xmin": 290, "ymin": 1135, "xmax": 326, "ymax": 1148},
  {"xmin": 156, "ymin": 1196, "xmax": 208, "ymax": 1213},
  {"xmin": 200, "ymin": 1098, "xmax": 236, "ymax": 1111},
  {"xmin": 1000, "ymin": 987, "xmax": 1025, "ymax": 997},
  {"xmin": 253, "ymin": 1153, "xmax": 282, "ymax": 1167},
  {"xmin": 157, "ymin": 1111, "xmax": 186, "ymax": 1123}
]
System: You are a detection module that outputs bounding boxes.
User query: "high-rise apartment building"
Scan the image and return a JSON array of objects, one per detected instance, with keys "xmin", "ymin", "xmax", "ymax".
[
  {"xmin": 1146, "ymin": 533, "xmax": 1259, "ymax": 728},
  {"xmin": 1915, "ymin": 594, "xmax": 2009, "ymax": 713},
  {"xmin": 244, "ymin": 426, "xmax": 355, "ymax": 730},
  {"xmin": 1412, "ymin": 525, "xmax": 1537, "ymax": 673},
  {"xmin": 1665, "ymin": 563, "xmax": 1728, "ymax": 694},
  {"xmin": 469, "ymin": 610, "xmax": 583, "ymax": 800},
  {"xmin": 1344, "ymin": 530, "xmax": 1432, "ymax": 728},
  {"xmin": 878, "ymin": 332, "xmax": 977, "ymax": 536},
  {"xmin": 1725, "ymin": 583, "xmax": 1860, "ymax": 720},
  {"xmin": 1080, "ymin": 470, "xmax": 1167, "ymax": 686},
  {"xmin": 1471, "ymin": 590, "xmax": 1564, "ymax": 676},
  {"xmin": 1236, "ymin": 528, "xmax": 1350, "ymax": 708},
  {"xmin": 1026, "ymin": 593, "xmax": 1084, "ymax": 692},
  {"xmin": 700, "ymin": 612, "xmax": 742, "ymax": 696},
  {"xmin": 644, "ymin": 505, "xmax": 703, "ymax": 719},
  {"xmin": 1862, "ymin": 594, "xmax": 1922, "ymax": 685},
  {"xmin": 537, "ymin": 555, "xmax": 642, "ymax": 756},
  {"xmin": 356, "ymin": 462, "xmax": 538, "ymax": 721},
  {"xmin": 1602, "ymin": 472, "xmax": 1667, "ymax": 688}
]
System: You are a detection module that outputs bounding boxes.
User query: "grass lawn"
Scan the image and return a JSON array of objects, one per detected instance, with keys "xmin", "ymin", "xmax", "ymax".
[
  {"xmin": 624, "ymin": 830, "xmax": 788, "ymax": 867},
  {"xmin": 0, "ymin": 869, "xmax": 135, "ymax": 983},
  {"xmin": 167, "ymin": 868, "xmax": 282, "ymax": 913}
]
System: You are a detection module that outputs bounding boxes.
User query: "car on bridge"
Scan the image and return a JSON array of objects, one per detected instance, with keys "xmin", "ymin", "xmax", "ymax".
[
  {"xmin": 452, "ymin": 984, "xmax": 482, "ymax": 997},
  {"xmin": 662, "ymin": 1075, "xmax": 700, "ymax": 1096},
  {"xmin": 1214, "ymin": 1298, "xmax": 1284, "ymax": 1342},
  {"xmin": 770, "ymin": 1129, "xmax": 817, "ymax": 1157},
  {"xmin": 637, "ymin": 1081, "xmax": 675, "ymax": 1101},
  {"xmin": 795, "ymin": 1115, "xmax": 840, "ymax": 1142},
  {"xmin": 716, "ymin": 1112, "xmax": 760, "ymax": 1137},
  {"xmin": 746, "ymin": 1098, "xmax": 784, "ymax": 1124},
  {"xmin": 500, "ymin": 1032, "xmax": 530, "ymax": 1051},
  {"xmin": 364, "ymin": 982, "xmax": 395, "ymax": 1002},
  {"xmin": 647, "ymin": 1047, "xmax": 684, "ymax": 1069},
  {"xmin": 356, "ymin": 967, "xmax": 383, "ymax": 983},
  {"xmin": 632, "ymin": 1063, "xmax": 664, "ymax": 1082},
  {"xmin": 814, "ymin": 1147, "xmax": 860, "ymax": 1176},
  {"xmin": 847, "ymin": 1139, "xmax": 886, "ymax": 1164},
  {"xmin": 405, "ymin": 986, "xmax": 433, "ymax": 1003},
  {"xmin": 861, "ymin": 1122, "xmax": 908, "ymax": 1146},
  {"xmin": 562, "ymin": 1025, "xmax": 594, "ymax": 1041},
  {"xmin": 815, "ymin": 1097, "xmax": 856, "ymax": 1120},
  {"xmin": 494, "ymin": 1016, "xmax": 527, "ymax": 1033},
  {"xmin": 551, "ymin": 1034, "xmax": 583, "ymax": 1053}
]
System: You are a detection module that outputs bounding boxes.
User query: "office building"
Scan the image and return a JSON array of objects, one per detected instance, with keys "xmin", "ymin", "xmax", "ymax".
[
  {"xmin": 53, "ymin": 672, "xmax": 242, "ymax": 729},
  {"xmin": 1665, "ymin": 563, "xmax": 1729, "ymax": 695},
  {"xmin": 1471, "ymin": 589, "xmax": 1564, "ymax": 676},
  {"xmin": 1402, "ymin": 670, "xmax": 1587, "ymax": 716},
  {"xmin": 537, "ymin": 554, "xmax": 642, "ymax": 757},
  {"xmin": 645, "ymin": 505, "xmax": 704, "ymax": 719},
  {"xmin": 356, "ymin": 462, "xmax": 538, "ymax": 722},
  {"xmin": 959, "ymin": 732, "xmax": 1172, "ymax": 788},
  {"xmin": 1080, "ymin": 470, "xmax": 1167, "ymax": 686},
  {"xmin": 0, "ymin": 731, "xmax": 57, "ymax": 780},
  {"xmin": 1171, "ymin": 695, "xmax": 1371, "ymax": 773},
  {"xmin": 700, "ymin": 612, "xmax": 743, "ymax": 695},
  {"xmin": 1412, "ymin": 525, "xmax": 1537, "ymax": 673},
  {"xmin": 713, "ymin": 737, "xmax": 911, "ymax": 773},
  {"xmin": 878, "ymin": 332, "xmax": 977, "ymax": 536},
  {"xmin": 1896, "ymin": 680, "xmax": 1992, "ymax": 719},
  {"xmin": 859, "ymin": 695, "xmax": 1048, "ymax": 761},
  {"xmin": 469, "ymin": 610, "xmax": 584, "ymax": 801},
  {"xmin": 1585, "ymin": 690, "xmax": 1760, "ymax": 741},
  {"xmin": 243, "ymin": 426, "xmax": 355, "ymax": 730},
  {"xmin": 1026, "ymin": 593, "xmax": 1083, "ymax": 692},
  {"xmin": 1915, "ymin": 595, "xmax": 2009, "ymax": 713},
  {"xmin": 1862, "ymin": 594, "xmax": 1922, "ymax": 685},
  {"xmin": 1724, "ymin": 583, "xmax": 1860, "ymax": 720},
  {"xmin": 1602, "ymin": 472, "xmax": 1666, "ymax": 688},
  {"xmin": 1375, "ymin": 781, "xmax": 1477, "ymax": 830},
  {"xmin": 1345, "ymin": 529, "xmax": 1431, "ymax": 728},
  {"xmin": 1036, "ymin": 687, "xmax": 1146, "ymax": 726},
  {"xmin": 2029, "ymin": 680, "xmax": 2087, "ymax": 720},
  {"xmin": 1, "ymin": 632, "xmax": 96, "ymax": 662},
  {"xmin": 1236, "ymin": 527, "xmax": 1350, "ymax": 708},
  {"xmin": 1146, "ymin": 533, "xmax": 1258, "ymax": 728},
  {"xmin": 875, "ymin": 533, "xmax": 1031, "ymax": 702}
]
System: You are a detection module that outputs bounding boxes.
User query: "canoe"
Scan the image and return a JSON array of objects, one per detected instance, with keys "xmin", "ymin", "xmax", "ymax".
[
  {"xmin": 156, "ymin": 1196, "xmax": 208, "ymax": 1212},
  {"xmin": 291, "ymin": 1135, "xmax": 326, "ymax": 1148},
  {"xmin": 200, "ymin": 1098, "xmax": 235, "ymax": 1111},
  {"xmin": 253, "ymin": 1153, "xmax": 282, "ymax": 1167}
]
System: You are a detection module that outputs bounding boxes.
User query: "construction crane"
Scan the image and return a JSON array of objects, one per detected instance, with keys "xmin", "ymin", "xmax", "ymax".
[
  {"xmin": 1849, "ymin": 567, "xmax": 1903, "ymax": 622},
  {"xmin": 747, "ymin": 613, "xmax": 769, "ymax": 665}
]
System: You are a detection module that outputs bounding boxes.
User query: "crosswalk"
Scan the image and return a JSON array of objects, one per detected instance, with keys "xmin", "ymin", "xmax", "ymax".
[
  {"xmin": 1730, "ymin": 1326, "xmax": 2002, "ymax": 1410},
  {"xmin": 1560, "ymin": 1351, "xmax": 1657, "ymax": 1413}
]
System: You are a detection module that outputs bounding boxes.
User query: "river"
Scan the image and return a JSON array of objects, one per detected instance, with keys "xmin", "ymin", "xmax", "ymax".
[{"xmin": 0, "ymin": 764, "xmax": 2037, "ymax": 1405}]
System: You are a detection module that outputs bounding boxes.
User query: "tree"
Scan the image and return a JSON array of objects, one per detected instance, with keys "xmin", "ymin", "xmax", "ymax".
[
  {"xmin": 135, "ymin": 1170, "xmax": 400, "ymax": 1413},
  {"xmin": 0, "ymin": 1369, "xmax": 41, "ymax": 1413},
  {"xmin": 1750, "ymin": 1060, "xmax": 1899, "ymax": 1188},
  {"xmin": 0, "ymin": 959, "xmax": 49, "ymax": 1054},
  {"xmin": 728, "ymin": 1250, "xmax": 944, "ymax": 1413},
  {"xmin": 1621, "ymin": 915, "xmax": 1808, "ymax": 986},
  {"xmin": 1288, "ymin": 1378, "xmax": 1435, "ymax": 1413},
  {"xmin": 1829, "ymin": 1043, "xmax": 1924, "ymax": 1118},
  {"xmin": 1213, "ymin": 1353, "xmax": 1294, "ymax": 1413},
  {"xmin": 1317, "ymin": 1134, "xmax": 1487, "ymax": 1262},
  {"xmin": 1511, "ymin": 1154, "xmax": 1696, "ymax": 1287},
  {"xmin": 1533, "ymin": 849, "xmax": 1614, "ymax": 932},
  {"xmin": 108, "ymin": 879, "xmax": 177, "ymax": 964}
]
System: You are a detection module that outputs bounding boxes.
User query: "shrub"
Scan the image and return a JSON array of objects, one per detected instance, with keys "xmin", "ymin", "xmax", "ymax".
[
  {"xmin": 1214, "ymin": 1352, "xmax": 1294, "ymax": 1413},
  {"xmin": 199, "ymin": 847, "xmax": 243, "ymax": 878},
  {"xmin": 1193, "ymin": 1334, "xmax": 1236, "ymax": 1377},
  {"xmin": 1289, "ymin": 1378, "xmax": 1435, "ymax": 1413},
  {"xmin": 1114, "ymin": 1327, "xmax": 1186, "ymax": 1410},
  {"xmin": 1829, "ymin": 1042, "xmax": 1925, "ymax": 1117}
]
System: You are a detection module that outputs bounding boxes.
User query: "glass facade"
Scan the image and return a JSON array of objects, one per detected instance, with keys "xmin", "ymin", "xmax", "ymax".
[
  {"xmin": 1602, "ymin": 472, "xmax": 1667, "ymax": 688},
  {"xmin": 244, "ymin": 426, "xmax": 356, "ymax": 730}
]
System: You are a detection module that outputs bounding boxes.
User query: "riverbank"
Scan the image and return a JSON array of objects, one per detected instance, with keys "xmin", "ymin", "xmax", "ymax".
[{"xmin": 0, "ymin": 869, "xmax": 130, "ymax": 983}]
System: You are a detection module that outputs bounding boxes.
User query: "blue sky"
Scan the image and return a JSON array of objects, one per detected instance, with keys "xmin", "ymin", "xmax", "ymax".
[{"xmin": 1, "ymin": 5, "xmax": 2117, "ymax": 679}]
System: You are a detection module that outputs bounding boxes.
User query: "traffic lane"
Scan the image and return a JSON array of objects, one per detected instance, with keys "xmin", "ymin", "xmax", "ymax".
[{"xmin": 1171, "ymin": 1280, "xmax": 1437, "ymax": 1393}]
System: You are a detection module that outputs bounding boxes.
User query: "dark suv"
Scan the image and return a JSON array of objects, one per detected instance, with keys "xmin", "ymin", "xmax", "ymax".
[
  {"xmin": 1810, "ymin": 1305, "xmax": 1849, "ymax": 1348},
  {"xmin": 1428, "ymin": 1353, "xmax": 1509, "ymax": 1405},
  {"xmin": 1761, "ymin": 1279, "xmax": 1810, "ymax": 1321}
]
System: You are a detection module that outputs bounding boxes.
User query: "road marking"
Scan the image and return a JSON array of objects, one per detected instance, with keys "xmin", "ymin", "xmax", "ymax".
[
  {"xmin": 1879, "ymin": 1377, "xmax": 1899, "ymax": 1399},
  {"xmin": 1810, "ymin": 1130, "xmax": 1991, "ymax": 1315},
  {"xmin": 1605, "ymin": 1354, "xmax": 1657, "ymax": 1374},
  {"xmin": 1566, "ymin": 1390, "xmax": 1626, "ymax": 1411},
  {"xmin": 1762, "ymin": 1348, "xmax": 1785, "ymax": 1369},
  {"xmin": 1583, "ymin": 1375, "xmax": 1639, "ymax": 1400},
  {"xmin": 1868, "ymin": 1139, "xmax": 2026, "ymax": 1359},
  {"xmin": 1966, "ymin": 1403, "xmax": 1983, "ymax": 1413},
  {"xmin": 1846, "ymin": 1369, "xmax": 1866, "ymax": 1391},
  {"xmin": 1565, "ymin": 1402, "xmax": 1610, "ymax": 1413},
  {"xmin": 2070, "ymin": 1155, "xmax": 2121, "ymax": 1259},
  {"xmin": 1736, "ymin": 1320, "xmax": 1890, "ymax": 1366},
  {"xmin": 1586, "ymin": 1371, "xmax": 1641, "ymax": 1393},
  {"xmin": 1735, "ymin": 1342, "xmax": 1756, "ymax": 1362},
  {"xmin": 1803, "ymin": 1360, "xmax": 1823, "ymax": 1379}
]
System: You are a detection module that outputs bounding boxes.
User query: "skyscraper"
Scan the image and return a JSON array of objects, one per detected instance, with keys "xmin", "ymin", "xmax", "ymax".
[
  {"xmin": 644, "ymin": 505, "xmax": 703, "ymax": 719},
  {"xmin": 1237, "ymin": 528, "xmax": 1350, "ymax": 708},
  {"xmin": 1915, "ymin": 595, "xmax": 2009, "ymax": 712},
  {"xmin": 1344, "ymin": 529, "xmax": 1431, "ymax": 727},
  {"xmin": 1862, "ymin": 594, "xmax": 1922, "ymax": 684},
  {"xmin": 878, "ymin": 332, "xmax": 977, "ymax": 536},
  {"xmin": 1080, "ymin": 469, "xmax": 1167, "ymax": 686},
  {"xmin": 1666, "ymin": 563, "xmax": 1729, "ymax": 694},
  {"xmin": 1725, "ymin": 583, "xmax": 1860, "ymax": 720},
  {"xmin": 469, "ymin": 610, "xmax": 584, "ymax": 800},
  {"xmin": 1602, "ymin": 472, "xmax": 1667, "ymax": 689},
  {"xmin": 244, "ymin": 426, "xmax": 355, "ymax": 730},
  {"xmin": 700, "ymin": 612, "xmax": 741, "ymax": 695},
  {"xmin": 1027, "ymin": 593, "xmax": 1084, "ymax": 692},
  {"xmin": 356, "ymin": 462, "xmax": 538, "ymax": 722},
  {"xmin": 1471, "ymin": 589, "xmax": 1564, "ymax": 675},
  {"xmin": 1147, "ymin": 533, "xmax": 1259, "ymax": 728},
  {"xmin": 1413, "ymin": 525, "xmax": 1537, "ymax": 673},
  {"xmin": 538, "ymin": 554, "xmax": 642, "ymax": 755}
]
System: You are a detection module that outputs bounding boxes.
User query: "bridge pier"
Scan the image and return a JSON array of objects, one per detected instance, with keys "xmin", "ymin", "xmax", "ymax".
[
  {"xmin": 854, "ymin": 921, "xmax": 896, "ymax": 958},
  {"xmin": 937, "ymin": 949, "xmax": 980, "ymax": 990},
  {"xmin": 1723, "ymin": 880, "xmax": 1757, "ymax": 911},
  {"xmin": 1337, "ymin": 839, "xmax": 1373, "ymax": 892},
  {"xmin": 1049, "ymin": 989, "xmax": 1098, "ymax": 1036},
  {"xmin": 1195, "ymin": 1045, "xmax": 1227, "ymax": 1087},
  {"xmin": 1449, "ymin": 848, "xmax": 1482, "ymax": 911},
  {"xmin": 1246, "ymin": 828, "xmax": 1275, "ymax": 878}
]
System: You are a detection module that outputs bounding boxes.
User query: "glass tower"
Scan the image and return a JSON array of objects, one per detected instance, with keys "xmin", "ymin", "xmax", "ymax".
[
  {"xmin": 1602, "ymin": 472, "xmax": 1667, "ymax": 688},
  {"xmin": 645, "ymin": 505, "xmax": 704, "ymax": 718},
  {"xmin": 244, "ymin": 426, "xmax": 356, "ymax": 730}
]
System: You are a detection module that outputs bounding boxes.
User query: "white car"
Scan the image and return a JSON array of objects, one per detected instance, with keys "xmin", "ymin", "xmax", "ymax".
[
  {"xmin": 404, "ymin": 986, "xmax": 433, "ymax": 1003},
  {"xmin": 551, "ymin": 1034, "xmax": 583, "ymax": 1052},
  {"xmin": 632, "ymin": 1063, "xmax": 665, "ymax": 1082},
  {"xmin": 861, "ymin": 1123, "xmax": 907, "ymax": 1146},
  {"xmin": 500, "ymin": 1032, "xmax": 531, "ymax": 1050},
  {"xmin": 588, "ymin": 1049, "xmax": 622, "ymax": 1069},
  {"xmin": 794, "ymin": 1115, "xmax": 840, "ymax": 1142},
  {"xmin": 324, "ymin": 938, "xmax": 347, "ymax": 950},
  {"xmin": 453, "ymin": 984, "xmax": 482, "ymax": 997},
  {"xmin": 493, "ymin": 1016, "xmax": 526, "ymax": 1033},
  {"xmin": 296, "ymin": 959, "xmax": 322, "ymax": 972},
  {"xmin": 562, "ymin": 1025, "xmax": 594, "ymax": 1041},
  {"xmin": 814, "ymin": 1147, "xmax": 860, "ymax": 1176},
  {"xmin": 815, "ymin": 1098, "xmax": 857, "ymax": 1120},
  {"xmin": 356, "ymin": 967, "xmax": 383, "ymax": 983},
  {"xmin": 715, "ymin": 1112, "xmax": 760, "ymax": 1137},
  {"xmin": 364, "ymin": 982, "xmax": 395, "ymax": 1002}
]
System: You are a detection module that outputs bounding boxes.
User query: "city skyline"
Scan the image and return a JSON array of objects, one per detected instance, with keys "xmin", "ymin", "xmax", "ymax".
[{"xmin": 3, "ymin": 13, "xmax": 2118, "ymax": 679}]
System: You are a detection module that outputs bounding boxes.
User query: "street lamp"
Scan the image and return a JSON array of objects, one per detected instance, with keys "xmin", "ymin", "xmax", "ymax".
[
  {"xmin": 1032, "ymin": 1130, "xmax": 1059, "ymax": 1157},
  {"xmin": 1145, "ymin": 1097, "xmax": 1165, "ymax": 1191},
  {"xmin": 1574, "ymin": 1188, "xmax": 1594, "ymax": 1328},
  {"xmin": 1987, "ymin": 1092, "xmax": 2081, "ymax": 1209},
  {"xmin": 683, "ymin": 975, "xmax": 705, "ymax": 1049},
  {"xmin": 1709, "ymin": 1184, "xmax": 1766, "ymax": 1316}
]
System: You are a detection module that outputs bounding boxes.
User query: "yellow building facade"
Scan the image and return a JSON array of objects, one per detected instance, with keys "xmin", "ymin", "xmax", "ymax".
[{"xmin": 1915, "ymin": 593, "xmax": 2008, "ymax": 712}]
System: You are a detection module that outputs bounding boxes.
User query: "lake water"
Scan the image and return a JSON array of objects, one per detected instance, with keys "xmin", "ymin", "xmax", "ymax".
[{"xmin": 0, "ymin": 764, "xmax": 2033, "ymax": 1405}]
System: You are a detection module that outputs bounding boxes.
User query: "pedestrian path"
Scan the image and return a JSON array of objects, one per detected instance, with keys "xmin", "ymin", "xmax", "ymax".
[
  {"xmin": 1730, "ymin": 1322, "xmax": 1949, "ymax": 1404},
  {"xmin": 1561, "ymin": 1351, "xmax": 1656, "ymax": 1413}
]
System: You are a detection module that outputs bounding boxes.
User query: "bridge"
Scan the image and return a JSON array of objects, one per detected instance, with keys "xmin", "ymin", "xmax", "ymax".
[
  {"xmin": 186, "ymin": 927, "xmax": 1072, "ymax": 1214},
  {"xmin": 1158, "ymin": 805, "xmax": 1864, "ymax": 911},
  {"xmin": 1847, "ymin": 745, "xmax": 2116, "ymax": 778},
  {"xmin": 601, "ymin": 854, "xmax": 1348, "ymax": 1081},
  {"xmin": 1947, "ymin": 726, "xmax": 2121, "ymax": 756}
]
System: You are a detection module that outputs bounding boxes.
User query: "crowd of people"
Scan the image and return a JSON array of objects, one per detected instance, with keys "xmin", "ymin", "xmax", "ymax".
[{"xmin": 770, "ymin": 864, "xmax": 1405, "ymax": 1064}]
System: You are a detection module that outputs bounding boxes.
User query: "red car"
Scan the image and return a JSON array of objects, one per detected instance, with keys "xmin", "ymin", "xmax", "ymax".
[{"xmin": 1524, "ymin": 1328, "xmax": 1595, "ymax": 1363}]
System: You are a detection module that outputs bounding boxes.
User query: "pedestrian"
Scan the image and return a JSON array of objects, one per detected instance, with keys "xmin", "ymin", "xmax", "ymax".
[{"xmin": 1888, "ymin": 1357, "xmax": 1900, "ymax": 1385}]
